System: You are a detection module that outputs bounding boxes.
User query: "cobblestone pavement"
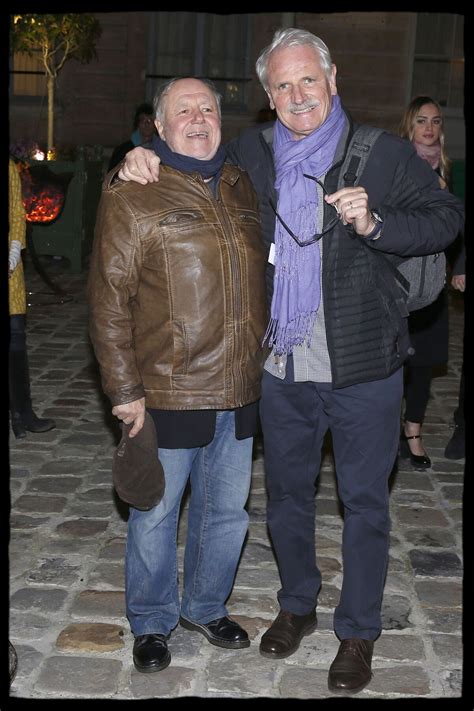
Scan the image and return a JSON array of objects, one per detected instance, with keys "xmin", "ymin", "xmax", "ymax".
[{"xmin": 8, "ymin": 255, "xmax": 466, "ymax": 701}]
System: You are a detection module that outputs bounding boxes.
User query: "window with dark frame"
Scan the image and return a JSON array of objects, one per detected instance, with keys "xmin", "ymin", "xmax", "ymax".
[
  {"xmin": 146, "ymin": 12, "xmax": 252, "ymax": 113},
  {"xmin": 411, "ymin": 13, "xmax": 464, "ymax": 109}
]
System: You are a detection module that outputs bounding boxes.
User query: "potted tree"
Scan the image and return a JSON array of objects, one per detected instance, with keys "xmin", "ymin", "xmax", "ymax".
[
  {"xmin": 11, "ymin": 14, "xmax": 104, "ymax": 274},
  {"xmin": 10, "ymin": 13, "xmax": 102, "ymax": 152}
]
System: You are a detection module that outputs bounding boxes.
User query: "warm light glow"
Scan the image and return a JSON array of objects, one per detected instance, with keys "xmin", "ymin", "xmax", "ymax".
[
  {"xmin": 19, "ymin": 164, "xmax": 66, "ymax": 223},
  {"xmin": 32, "ymin": 148, "xmax": 45, "ymax": 161}
]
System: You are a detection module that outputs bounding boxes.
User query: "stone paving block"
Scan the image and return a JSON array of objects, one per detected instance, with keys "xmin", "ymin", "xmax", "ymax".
[
  {"xmin": 166, "ymin": 625, "xmax": 205, "ymax": 658},
  {"xmin": 39, "ymin": 459, "xmax": 88, "ymax": 475},
  {"xmin": 279, "ymin": 667, "xmax": 334, "ymax": 698},
  {"xmin": 207, "ymin": 648, "xmax": 277, "ymax": 695},
  {"xmin": 239, "ymin": 540, "xmax": 277, "ymax": 567},
  {"xmin": 373, "ymin": 633, "xmax": 425, "ymax": 661},
  {"xmin": 366, "ymin": 665, "xmax": 431, "ymax": 696},
  {"xmin": 26, "ymin": 476, "xmax": 83, "ymax": 494},
  {"xmin": 233, "ymin": 565, "xmax": 281, "ymax": 589},
  {"xmin": 9, "ymin": 644, "xmax": 43, "ymax": 685},
  {"xmin": 429, "ymin": 633, "xmax": 462, "ymax": 666},
  {"xmin": 447, "ymin": 508, "xmax": 462, "ymax": 523},
  {"xmin": 283, "ymin": 631, "xmax": 339, "ymax": 666},
  {"xmin": 423, "ymin": 609, "xmax": 462, "ymax": 634},
  {"xmin": 439, "ymin": 668, "xmax": 462, "ymax": 696},
  {"xmin": 9, "ymin": 610, "xmax": 60, "ymax": 642},
  {"xmin": 226, "ymin": 590, "xmax": 279, "ymax": 617},
  {"xmin": 9, "ymin": 466, "xmax": 31, "ymax": 479},
  {"xmin": 67, "ymin": 502, "xmax": 117, "ymax": 518},
  {"xmin": 71, "ymin": 590, "xmax": 126, "ymax": 619},
  {"xmin": 98, "ymin": 538, "xmax": 126, "ymax": 561},
  {"xmin": 55, "ymin": 518, "xmax": 110, "ymax": 537},
  {"xmin": 392, "ymin": 491, "xmax": 438, "ymax": 506},
  {"xmin": 41, "ymin": 538, "xmax": 99, "ymax": 555},
  {"xmin": 414, "ymin": 580, "xmax": 462, "ymax": 608},
  {"xmin": 440, "ymin": 485, "xmax": 463, "ymax": 501},
  {"xmin": 130, "ymin": 665, "xmax": 196, "ymax": 698},
  {"xmin": 76, "ymin": 487, "xmax": 116, "ymax": 504},
  {"xmin": 396, "ymin": 507, "xmax": 450, "ymax": 528},
  {"xmin": 56, "ymin": 622, "xmax": 126, "ymax": 652},
  {"xmin": 27, "ymin": 557, "xmax": 81, "ymax": 586},
  {"xmin": 408, "ymin": 550, "xmax": 462, "ymax": 577},
  {"xmin": 8, "ymin": 451, "xmax": 48, "ymax": 467},
  {"xmin": 62, "ymin": 432, "xmax": 115, "ymax": 446},
  {"xmin": 88, "ymin": 561, "xmax": 125, "ymax": 590},
  {"xmin": 11, "ymin": 587, "xmax": 68, "ymax": 612},
  {"xmin": 34, "ymin": 656, "xmax": 123, "ymax": 696},
  {"xmin": 404, "ymin": 528, "xmax": 458, "ymax": 548},
  {"xmin": 316, "ymin": 499, "xmax": 343, "ymax": 517},
  {"xmin": 13, "ymin": 494, "xmax": 68, "ymax": 514},
  {"xmin": 10, "ymin": 514, "xmax": 51, "ymax": 530},
  {"xmin": 381, "ymin": 595, "xmax": 413, "ymax": 630},
  {"xmin": 391, "ymin": 472, "xmax": 435, "ymax": 491}
]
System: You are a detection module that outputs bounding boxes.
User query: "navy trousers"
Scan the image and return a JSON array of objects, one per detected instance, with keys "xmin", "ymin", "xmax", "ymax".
[{"xmin": 259, "ymin": 357, "xmax": 403, "ymax": 641}]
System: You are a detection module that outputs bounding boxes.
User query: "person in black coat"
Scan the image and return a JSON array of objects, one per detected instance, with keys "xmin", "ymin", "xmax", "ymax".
[
  {"xmin": 398, "ymin": 96, "xmax": 459, "ymax": 469},
  {"xmin": 108, "ymin": 102, "xmax": 158, "ymax": 172}
]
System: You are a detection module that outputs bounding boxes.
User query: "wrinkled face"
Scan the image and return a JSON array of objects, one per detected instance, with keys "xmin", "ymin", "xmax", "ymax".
[
  {"xmin": 265, "ymin": 44, "xmax": 337, "ymax": 140},
  {"xmin": 155, "ymin": 78, "xmax": 221, "ymax": 160},
  {"xmin": 413, "ymin": 103, "xmax": 442, "ymax": 146},
  {"xmin": 137, "ymin": 114, "xmax": 156, "ymax": 142}
]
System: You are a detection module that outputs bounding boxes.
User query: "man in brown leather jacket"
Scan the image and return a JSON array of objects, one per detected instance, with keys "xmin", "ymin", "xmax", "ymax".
[{"xmin": 87, "ymin": 77, "xmax": 267, "ymax": 674}]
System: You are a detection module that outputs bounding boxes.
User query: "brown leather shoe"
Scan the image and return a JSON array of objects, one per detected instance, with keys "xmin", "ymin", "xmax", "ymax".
[
  {"xmin": 259, "ymin": 609, "xmax": 317, "ymax": 659},
  {"xmin": 328, "ymin": 638, "xmax": 374, "ymax": 694}
]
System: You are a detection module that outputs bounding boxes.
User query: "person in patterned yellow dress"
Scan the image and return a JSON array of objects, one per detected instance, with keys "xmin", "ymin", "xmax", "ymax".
[{"xmin": 9, "ymin": 158, "xmax": 55, "ymax": 438}]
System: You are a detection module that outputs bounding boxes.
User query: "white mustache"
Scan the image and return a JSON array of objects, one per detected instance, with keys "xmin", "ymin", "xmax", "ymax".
[{"xmin": 288, "ymin": 101, "xmax": 320, "ymax": 113}]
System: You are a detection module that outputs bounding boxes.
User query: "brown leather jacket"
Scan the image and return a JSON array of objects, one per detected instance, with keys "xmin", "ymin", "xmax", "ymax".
[{"xmin": 87, "ymin": 163, "xmax": 268, "ymax": 410}]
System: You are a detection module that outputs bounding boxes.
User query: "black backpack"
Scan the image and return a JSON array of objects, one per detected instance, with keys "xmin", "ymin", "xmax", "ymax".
[{"xmin": 338, "ymin": 125, "xmax": 446, "ymax": 312}]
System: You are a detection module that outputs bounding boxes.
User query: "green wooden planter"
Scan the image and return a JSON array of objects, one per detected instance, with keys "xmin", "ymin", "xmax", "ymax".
[{"xmin": 27, "ymin": 156, "xmax": 104, "ymax": 273}]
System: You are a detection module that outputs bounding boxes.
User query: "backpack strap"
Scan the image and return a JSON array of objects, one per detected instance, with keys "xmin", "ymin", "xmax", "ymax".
[{"xmin": 338, "ymin": 125, "xmax": 384, "ymax": 189}]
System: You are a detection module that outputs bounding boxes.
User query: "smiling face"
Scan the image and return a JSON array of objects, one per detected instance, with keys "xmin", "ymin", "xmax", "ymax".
[
  {"xmin": 265, "ymin": 44, "xmax": 337, "ymax": 140},
  {"xmin": 412, "ymin": 102, "xmax": 443, "ymax": 147},
  {"xmin": 155, "ymin": 78, "xmax": 221, "ymax": 160}
]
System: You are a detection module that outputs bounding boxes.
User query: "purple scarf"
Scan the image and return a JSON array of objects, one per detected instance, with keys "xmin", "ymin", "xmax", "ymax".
[
  {"xmin": 413, "ymin": 140, "xmax": 441, "ymax": 170},
  {"xmin": 264, "ymin": 95, "xmax": 346, "ymax": 355}
]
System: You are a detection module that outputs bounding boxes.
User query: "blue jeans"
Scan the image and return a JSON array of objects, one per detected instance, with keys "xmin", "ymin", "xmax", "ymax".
[{"xmin": 125, "ymin": 410, "xmax": 252, "ymax": 636}]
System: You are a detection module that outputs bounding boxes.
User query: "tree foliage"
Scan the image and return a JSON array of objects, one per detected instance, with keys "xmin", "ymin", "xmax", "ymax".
[{"xmin": 11, "ymin": 14, "xmax": 102, "ymax": 149}]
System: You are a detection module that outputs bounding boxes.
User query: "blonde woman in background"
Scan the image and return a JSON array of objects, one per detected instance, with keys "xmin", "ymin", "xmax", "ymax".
[
  {"xmin": 9, "ymin": 157, "xmax": 55, "ymax": 438},
  {"xmin": 399, "ymin": 96, "xmax": 464, "ymax": 468}
]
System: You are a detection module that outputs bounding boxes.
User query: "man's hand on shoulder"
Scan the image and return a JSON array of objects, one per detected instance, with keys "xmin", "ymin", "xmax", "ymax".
[{"xmin": 118, "ymin": 146, "xmax": 161, "ymax": 184}]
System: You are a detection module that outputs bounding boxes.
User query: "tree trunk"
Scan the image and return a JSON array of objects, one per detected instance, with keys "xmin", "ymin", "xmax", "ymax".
[{"xmin": 47, "ymin": 74, "xmax": 54, "ymax": 152}]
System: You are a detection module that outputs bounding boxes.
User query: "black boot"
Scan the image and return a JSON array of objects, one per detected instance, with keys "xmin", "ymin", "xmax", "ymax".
[
  {"xmin": 9, "ymin": 347, "xmax": 56, "ymax": 437},
  {"xmin": 22, "ymin": 409, "xmax": 56, "ymax": 433},
  {"xmin": 11, "ymin": 412, "xmax": 27, "ymax": 439}
]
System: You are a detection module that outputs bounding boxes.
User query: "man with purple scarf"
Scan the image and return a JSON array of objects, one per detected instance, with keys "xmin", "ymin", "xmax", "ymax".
[{"xmin": 117, "ymin": 29, "xmax": 463, "ymax": 695}]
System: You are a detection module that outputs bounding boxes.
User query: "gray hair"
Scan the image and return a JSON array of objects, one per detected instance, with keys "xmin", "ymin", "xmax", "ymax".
[
  {"xmin": 256, "ymin": 28, "xmax": 333, "ymax": 91},
  {"xmin": 153, "ymin": 77, "xmax": 222, "ymax": 122}
]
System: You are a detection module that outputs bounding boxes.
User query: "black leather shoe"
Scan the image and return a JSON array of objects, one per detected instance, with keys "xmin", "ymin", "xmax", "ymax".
[
  {"xmin": 399, "ymin": 432, "xmax": 431, "ymax": 470},
  {"xmin": 259, "ymin": 609, "xmax": 317, "ymax": 659},
  {"xmin": 133, "ymin": 633, "xmax": 171, "ymax": 673},
  {"xmin": 328, "ymin": 638, "xmax": 374, "ymax": 694},
  {"xmin": 179, "ymin": 615, "xmax": 250, "ymax": 649}
]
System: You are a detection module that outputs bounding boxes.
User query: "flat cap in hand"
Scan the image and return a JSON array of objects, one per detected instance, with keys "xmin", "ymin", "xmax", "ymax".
[{"xmin": 112, "ymin": 411, "xmax": 165, "ymax": 510}]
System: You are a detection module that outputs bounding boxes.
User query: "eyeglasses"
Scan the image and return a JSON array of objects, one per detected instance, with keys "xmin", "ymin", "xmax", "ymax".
[{"xmin": 269, "ymin": 174, "xmax": 341, "ymax": 247}]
